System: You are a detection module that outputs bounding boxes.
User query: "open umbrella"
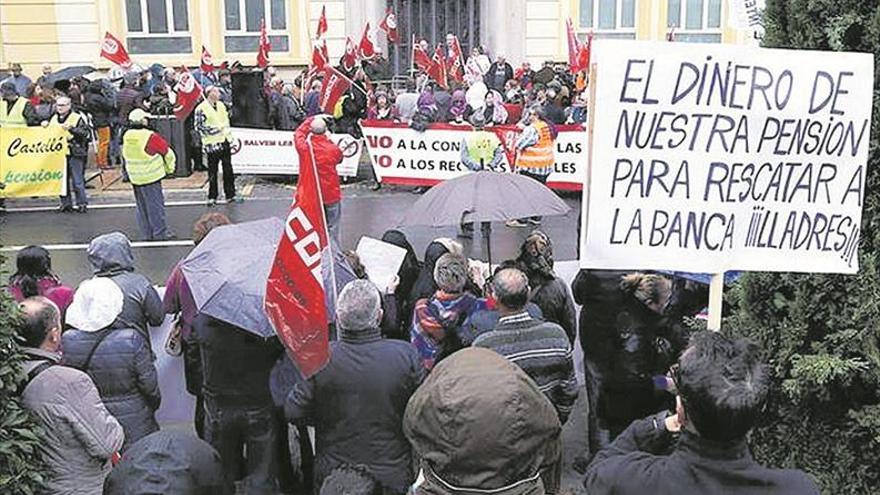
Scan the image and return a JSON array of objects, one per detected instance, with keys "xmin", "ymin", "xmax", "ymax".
[
  {"xmin": 399, "ymin": 172, "xmax": 571, "ymax": 265},
  {"xmin": 45, "ymin": 65, "xmax": 96, "ymax": 85},
  {"xmin": 179, "ymin": 217, "xmax": 283, "ymax": 338}
]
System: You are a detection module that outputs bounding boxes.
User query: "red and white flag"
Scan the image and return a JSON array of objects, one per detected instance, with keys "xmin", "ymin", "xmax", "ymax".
[
  {"xmin": 577, "ymin": 32, "xmax": 593, "ymax": 73},
  {"xmin": 413, "ymin": 43, "xmax": 433, "ymax": 72},
  {"xmin": 428, "ymin": 44, "xmax": 448, "ymax": 89},
  {"xmin": 304, "ymin": 40, "xmax": 328, "ymax": 90},
  {"xmin": 200, "ymin": 45, "xmax": 215, "ymax": 73},
  {"xmin": 172, "ymin": 70, "xmax": 203, "ymax": 120},
  {"xmin": 265, "ymin": 120, "xmax": 333, "ymax": 378},
  {"xmin": 341, "ymin": 37, "xmax": 358, "ymax": 72},
  {"xmin": 257, "ymin": 18, "xmax": 271, "ymax": 68},
  {"xmin": 319, "ymin": 66, "xmax": 352, "ymax": 114},
  {"xmin": 446, "ymin": 35, "xmax": 464, "ymax": 82},
  {"xmin": 565, "ymin": 19, "xmax": 581, "ymax": 74},
  {"xmin": 358, "ymin": 23, "xmax": 376, "ymax": 61},
  {"xmin": 100, "ymin": 32, "xmax": 133, "ymax": 68},
  {"xmin": 316, "ymin": 5, "xmax": 328, "ymax": 39},
  {"xmin": 379, "ymin": 8, "xmax": 399, "ymax": 43}
]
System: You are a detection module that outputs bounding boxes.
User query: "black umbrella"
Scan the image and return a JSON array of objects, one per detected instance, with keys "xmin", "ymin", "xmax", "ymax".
[
  {"xmin": 44, "ymin": 65, "xmax": 96, "ymax": 85},
  {"xmin": 399, "ymin": 172, "xmax": 571, "ymax": 265}
]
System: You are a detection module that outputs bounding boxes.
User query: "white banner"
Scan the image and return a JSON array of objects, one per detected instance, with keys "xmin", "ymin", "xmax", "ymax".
[
  {"xmin": 230, "ymin": 127, "xmax": 362, "ymax": 177},
  {"xmin": 581, "ymin": 40, "xmax": 873, "ymax": 274},
  {"xmin": 362, "ymin": 121, "xmax": 587, "ymax": 190}
]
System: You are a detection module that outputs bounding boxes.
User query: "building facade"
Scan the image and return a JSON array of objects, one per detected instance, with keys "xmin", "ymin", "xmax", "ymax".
[{"xmin": 0, "ymin": 0, "xmax": 757, "ymax": 78}]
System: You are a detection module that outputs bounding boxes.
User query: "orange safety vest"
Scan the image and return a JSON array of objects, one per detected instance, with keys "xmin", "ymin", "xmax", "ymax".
[{"xmin": 515, "ymin": 120, "xmax": 554, "ymax": 170}]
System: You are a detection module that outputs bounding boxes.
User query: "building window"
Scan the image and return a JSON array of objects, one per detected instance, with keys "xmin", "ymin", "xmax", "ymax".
[
  {"xmin": 224, "ymin": 0, "xmax": 289, "ymax": 53},
  {"xmin": 125, "ymin": 0, "xmax": 192, "ymax": 54},
  {"xmin": 579, "ymin": 0, "xmax": 637, "ymax": 38},
  {"xmin": 667, "ymin": 0, "xmax": 722, "ymax": 42}
]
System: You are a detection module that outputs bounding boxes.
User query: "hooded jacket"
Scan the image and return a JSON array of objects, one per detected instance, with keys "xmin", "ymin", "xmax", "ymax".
[
  {"xmin": 20, "ymin": 347, "xmax": 125, "ymax": 495},
  {"xmin": 405, "ymin": 348, "xmax": 561, "ymax": 495},
  {"xmin": 87, "ymin": 232, "xmax": 165, "ymax": 339}
]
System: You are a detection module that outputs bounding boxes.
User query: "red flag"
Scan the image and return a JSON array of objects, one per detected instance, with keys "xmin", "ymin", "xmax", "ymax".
[
  {"xmin": 100, "ymin": 32, "xmax": 133, "ymax": 68},
  {"xmin": 316, "ymin": 5, "xmax": 328, "ymax": 39},
  {"xmin": 566, "ymin": 19, "xmax": 581, "ymax": 74},
  {"xmin": 304, "ymin": 40, "xmax": 328, "ymax": 91},
  {"xmin": 200, "ymin": 46, "xmax": 215, "ymax": 73},
  {"xmin": 265, "ymin": 119, "xmax": 332, "ymax": 378},
  {"xmin": 358, "ymin": 23, "xmax": 376, "ymax": 61},
  {"xmin": 577, "ymin": 32, "xmax": 592, "ymax": 72},
  {"xmin": 319, "ymin": 66, "xmax": 352, "ymax": 114},
  {"xmin": 490, "ymin": 125, "xmax": 523, "ymax": 169},
  {"xmin": 379, "ymin": 8, "xmax": 399, "ymax": 44},
  {"xmin": 257, "ymin": 18, "xmax": 271, "ymax": 68},
  {"xmin": 446, "ymin": 36, "xmax": 464, "ymax": 82},
  {"xmin": 413, "ymin": 43, "xmax": 433, "ymax": 72},
  {"xmin": 341, "ymin": 37, "xmax": 357, "ymax": 72},
  {"xmin": 428, "ymin": 44, "xmax": 448, "ymax": 89},
  {"xmin": 172, "ymin": 70, "xmax": 203, "ymax": 120}
]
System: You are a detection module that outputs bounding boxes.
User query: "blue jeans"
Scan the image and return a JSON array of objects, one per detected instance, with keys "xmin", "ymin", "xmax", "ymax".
[
  {"xmin": 60, "ymin": 155, "xmax": 87, "ymax": 208},
  {"xmin": 133, "ymin": 181, "xmax": 168, "ymax": 240}
]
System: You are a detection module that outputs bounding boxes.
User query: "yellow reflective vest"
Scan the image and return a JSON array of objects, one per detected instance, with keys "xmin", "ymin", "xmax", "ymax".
[
  {"xmin": 0, "ymin": 97, "xmax": 28, "ymax": 127},
  {"xmin": 465, "ymin": 131, "xmax": 502, "ymax": 169},
  {"xmin": 515, "ymin": 120, "xmax": 555, "ymax": 171},
  {"xmin": 196, "ymin": 100, "xmax": 232, "ymax": 147},
  {"xmin": 49, "ymin": 112, "xmax": 83, "ymax": 155},
  {"xmin": 122, "ymin": 128, "xmax": 176, "ymax": 186}
]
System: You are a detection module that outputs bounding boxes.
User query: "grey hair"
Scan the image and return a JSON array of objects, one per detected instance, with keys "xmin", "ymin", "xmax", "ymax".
[
  {"xmin": 336, "ymin": 279, "xmax": 381, "ymax": 332},
  {"xmin": 433, "ymin": 253, "xmax": 469, "ymax": 293},
  {"xmin": 55, "ymin": 96, "xmax": 71, "ymax": 106},
  {"xmin": 493, "ymin": 268, "xmax": 529, "ymax": 310}
]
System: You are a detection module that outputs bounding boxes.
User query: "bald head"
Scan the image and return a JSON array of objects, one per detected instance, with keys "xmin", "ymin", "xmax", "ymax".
[
  {"xmin": 311, "ymin": 117, "xmax": 327, "ymax": 134},
  {"xmin": 18, "ymin": 296, "xmax": 61, "ymax": 349},
  {"xmin": 493, "ymin": 268, "xmax": 529, "ymax": 312}
]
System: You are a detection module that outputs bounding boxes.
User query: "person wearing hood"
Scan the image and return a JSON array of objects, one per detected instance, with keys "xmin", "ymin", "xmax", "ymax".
[
  {"xmin": 123, "ymin": 109, "xmax": 177, "ymax": 241},
  {"xmin": 448, "ymin": 89, "xmax": 468, "ymax": 123},
  {"xmin": 411, "ymin": 253, "xmax": 487, "ymax": 369},
  {"xmin": 8, "ymin": 245, "xmax": 75, "ymax": 320},
  {"xmin": 411, "ymin": 87, "xmax": 438, "ymax": 131},
  {"xmin": 87, "ymin": 232, "xmax": 164, "ymax": 341},
  {"xmin": 433, "ymin": 86, "xmax": 453, "ymax": 122},
  {"xmin": 405, "ymin": 347, "xmax": 562, "ymax": 495},
  {"xmin": 86, "ymin": 79, "xmax": 116, "ymax": 169},
  {"xmin": 380, "ymin": 229, "xmax": 421, "ymax": 338},
  {"xmin": 47, "ymin": 96, "xmax": 91, "ymax": 213},
  {"xmin": 62, "ymin": 278, "xmax": 161, "ymax": 450},
  {"xmin": 366, "ymin": 90, "xmax": 398, "ymax": 121},
  {"xmin": 514, "ymin": 231, "xmax": 577, "ymax": 343},
  {"xmin": 104, "ymin": 430, "xmax": 231, "ymax": 495},
  {"xmin": 286, "ymin": 280, "xmax": 425, "ymax": 494},
  {"xmin": 17, "ymin": 296, "xmax": 125, "ymax": 495}
]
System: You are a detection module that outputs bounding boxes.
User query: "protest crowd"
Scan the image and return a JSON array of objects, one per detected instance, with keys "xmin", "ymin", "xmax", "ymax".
[{"xmin": 2, "ymin": 11, "xmax": 830, "ymax": 495}]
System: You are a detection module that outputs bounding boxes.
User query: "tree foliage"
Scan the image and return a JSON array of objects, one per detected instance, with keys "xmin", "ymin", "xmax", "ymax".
[
  {"xmin": 0, "ymin": 254, "xmax": 45, "ymax": 494},
  {"xmin": 726, "ymin": 1, "xmax": 880, "ymax": 492}
]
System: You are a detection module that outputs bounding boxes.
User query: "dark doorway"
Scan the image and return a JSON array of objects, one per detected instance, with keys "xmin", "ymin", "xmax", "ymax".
[{"xmin": 387, "ymin": 0, "xmax": 481, "ymax": 77}]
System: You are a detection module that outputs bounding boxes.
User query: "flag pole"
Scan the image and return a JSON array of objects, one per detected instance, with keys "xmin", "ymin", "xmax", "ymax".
[
  {"xmin": 306, "ymin": 132, "xmax": 339, "ymax": 337},
  {"xmin": 410, "ymin": 33, "xmax": 416, "ymax": 79}
]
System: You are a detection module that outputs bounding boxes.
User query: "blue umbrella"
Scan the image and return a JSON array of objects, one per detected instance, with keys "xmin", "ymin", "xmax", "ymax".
[{"xmin": 179, "ymin": 218, "xmax": 283, "ymax": 338}]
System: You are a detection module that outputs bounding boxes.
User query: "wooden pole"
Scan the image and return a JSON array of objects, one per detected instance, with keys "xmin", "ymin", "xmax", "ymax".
[{"xmin": 707, "ymin": 272, "xmax": 724, "ymax": 331}]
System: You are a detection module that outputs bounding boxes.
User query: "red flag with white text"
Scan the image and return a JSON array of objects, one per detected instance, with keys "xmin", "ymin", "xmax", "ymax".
[
  {"xmin": 265, "ymin": 120, "xmax": 331, "ymax": 378},
  {"xmin": 446, "ymin": 36, "xmax": 464, "ymax": 82},
  {"xmin": 257, "ymin": 18, "xmax": 271, "ymax": 68},
  {"xmin": 319, "ymin": 66, "xmax": 352, "ymax": 114},
  {"xmin": 566, "ymin": 19, "xmax": 580, "ymax": 74},
  {"xmin": 413, "ymin": 43, "xmax": 433, "ymax": 72},
  {"xmin": 428, "ymin": 44, "xmax": 448, "ymax": 89},
  {"xmin": 100, "ymin": 32, "xmax": 133, "ymax": 68},
  {"xmin": 341, "ymin": 37, "xmax": 357, "ymax": 72},
  {"xmin": 316, "ymin": 5, "xmax": 328, "ymax": 39},
  {"xmin": 172, "ymin": 70, "xmax": 203, "ymax": 120},
  {"xmin": 379, "ymin": 8, "xmax": 399, "ymax": 43},
  {"xmin": 358, "ymin": 23, "xmax": 376, "ymax": 61},
  {"xmin": 200, "ymin": 46, "xmax": 215, "ymax": 73},
  {"xmin": 576, "ymin": 32, "xmax": 592, "ymax": 72},
  {"xmin": 304, "ymin": 40, "xmax": 328, "ymax": 90}
]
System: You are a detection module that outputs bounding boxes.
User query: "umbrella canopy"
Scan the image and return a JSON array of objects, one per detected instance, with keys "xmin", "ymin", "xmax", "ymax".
[
  {"xmin": 45, "ymin": 65, "xmax": 96, "ymax": 85},
  {"xmin": 179, "ymin": 217, "xmax": 283, "ymax": 338},
  {"xmin": 399, "ymin": 172, "xmax": 571, "ymax": 227}
]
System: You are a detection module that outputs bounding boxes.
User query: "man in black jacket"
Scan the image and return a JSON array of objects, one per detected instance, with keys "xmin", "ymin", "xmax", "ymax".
[
  {"xmin": 286, "ymin": 279, "xmax": 424, "ymax": 494},
  {"xmin": 85, "ymin": 80, "xmax": 115, "ymax": 169},
  {"xmin": 584, "ymin": 331, "xmax": 820, "ymax": 495}
]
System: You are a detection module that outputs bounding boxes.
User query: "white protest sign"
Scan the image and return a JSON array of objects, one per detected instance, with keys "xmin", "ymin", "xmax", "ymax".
[
  {"xmin": 362, "ymin": 121, "xmax": 587, "ymax": 190},
  {"xmin": 230, "ymin": 127, "xmax": 361, "ymax": 176},
  {"xmin": 355, "ymin": 236, "xmax": 407, "ymax": 292},
  {"xmin": 581, "ymin": 40, "xmax": 873, "ymax": 275}
]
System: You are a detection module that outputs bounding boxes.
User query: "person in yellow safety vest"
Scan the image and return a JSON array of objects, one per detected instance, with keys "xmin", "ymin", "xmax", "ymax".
[
  {"xmin": 507, "ymin": 105, "xmax": 556, "ymax": 228},
  {"xmin": 0, "ymin": 81, "xmax": 37, "ymax": 127},
  {"xmin": 122, "ymin": 109, "xmax": 177, "ymax": 240},
  {"xmin": 194, "ymin": 86, "xmax": 238, "ymax": 206},
  {"xmin": 45, "ymin": 96, "xmax": 91, "ymax": 213},
  {"xmin": 458, "ymin": 111, "xmax": 505, "ymax": 239}
]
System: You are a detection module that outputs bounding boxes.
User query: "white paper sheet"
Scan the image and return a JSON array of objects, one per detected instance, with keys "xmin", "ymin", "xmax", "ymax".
[{"xmin": 355, "ymin": 236, "xmax": 407, "ymax": 292}]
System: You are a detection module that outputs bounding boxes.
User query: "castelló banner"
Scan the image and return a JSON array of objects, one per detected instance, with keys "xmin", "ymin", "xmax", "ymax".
[{"xmin": 0, "ymin": 126, "xmax": 68, "ymax": 198}]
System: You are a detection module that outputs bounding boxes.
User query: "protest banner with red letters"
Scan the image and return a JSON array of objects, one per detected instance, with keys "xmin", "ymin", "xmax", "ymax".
[
  {"xmin": 229, "ymin": 127, "xmax": 361, "ymax": 177},
  {"xmin": 361, "ymin": 120, "xmax": 588, "ymax": 191}
]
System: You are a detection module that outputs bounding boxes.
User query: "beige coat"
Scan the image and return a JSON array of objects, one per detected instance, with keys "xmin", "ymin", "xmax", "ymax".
[{"xmin": 20, "ymin": 348, "xmax": 124, "ymax": 495}]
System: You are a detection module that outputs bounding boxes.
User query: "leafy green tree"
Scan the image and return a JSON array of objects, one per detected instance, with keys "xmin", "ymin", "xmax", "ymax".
[
  {"xmin": 0, "ymin": 254, "xmax": 45, "ymax": 494},
  {"xmin": 727, "ymin": 1, "xmax": 880, "ymax": 492}
]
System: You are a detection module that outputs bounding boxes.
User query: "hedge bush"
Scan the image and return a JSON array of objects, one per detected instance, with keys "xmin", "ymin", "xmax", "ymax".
[{"xmin": 726, "ymin": 1, "xmax": 880, "ymax": 493}]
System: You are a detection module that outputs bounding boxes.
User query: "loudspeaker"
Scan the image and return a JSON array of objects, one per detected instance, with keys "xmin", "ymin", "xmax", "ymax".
[{"xmin": 231, "ymin": 71, "xmax": 270, "ymax": 129}]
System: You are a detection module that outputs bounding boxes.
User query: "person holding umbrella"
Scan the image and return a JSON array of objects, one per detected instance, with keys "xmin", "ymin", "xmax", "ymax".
[
  {"xmin": 458, "ymin": 111, "xmax": 504, "ymax": 240},
  {"xmin": 122, "ymin": 109, "xmax": 177, "ymax": 240},
  {"xmin": 507, "ymin": 105, "xmax": 556, "ymax": 228}
]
